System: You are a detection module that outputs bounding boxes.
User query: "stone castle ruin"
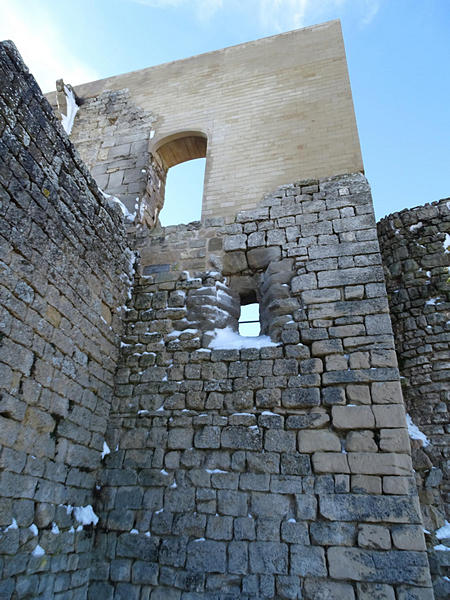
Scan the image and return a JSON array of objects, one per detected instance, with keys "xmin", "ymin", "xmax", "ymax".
[{"xmin": 0, "ymin": 19, "xmax": 449, "ymax": 600}]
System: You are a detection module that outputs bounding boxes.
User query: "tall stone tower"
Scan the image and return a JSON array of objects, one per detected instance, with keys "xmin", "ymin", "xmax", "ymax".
[{"xmin": 1, "ymin": 19, "xmax": 446, "ymax": 600}]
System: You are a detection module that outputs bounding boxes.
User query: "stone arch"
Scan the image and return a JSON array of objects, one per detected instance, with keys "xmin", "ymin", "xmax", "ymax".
[
  {"xmin": 153, "ymin": 130, "xmax": 207, "ymax": 170},
  {"xmin": 149, "ymin": 131, "xmax": 208, "ymax": 225}
]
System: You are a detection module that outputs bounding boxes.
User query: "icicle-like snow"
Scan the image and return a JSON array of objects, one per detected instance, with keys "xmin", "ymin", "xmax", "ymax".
[{"xmin": 60, "ymin": 86, "xmax": 79, "ymax": 135}]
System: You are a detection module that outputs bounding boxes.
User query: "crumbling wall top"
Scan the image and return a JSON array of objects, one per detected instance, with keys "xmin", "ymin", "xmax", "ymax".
[{"xmin": 46, "ymin": 20, "xmax": 363, "ymax": 219}]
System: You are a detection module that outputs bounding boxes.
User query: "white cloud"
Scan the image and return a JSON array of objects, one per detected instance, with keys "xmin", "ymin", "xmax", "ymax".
[
  {"xmin": 257, "ymin": 0, "xmax": 379, "ymax": 32},
  {"xmin": 134, "ymin": 0, "xmax": 223, "ymax": 21},
  {"xmin": 360, "ymin": 0, "xmax": 380, "ymax": 26},
  {"xmin": 133, "ymin": 0, "xmax": 380, "ymax": 30},
  {"xmin": 0, "ymin": 1, "xmax": 99, "ymax": 93}
]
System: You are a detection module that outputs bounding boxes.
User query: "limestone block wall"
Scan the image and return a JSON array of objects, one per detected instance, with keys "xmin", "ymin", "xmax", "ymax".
[
  {"xmin": 378, "ymin": 200, "xmax": 450, "ymax": 596},
  {"xmin": 0, "ymin": 41, "xmax": 134, "ymax": 598},
  {"xmin": 94, "ymin": 174, "xmax": 434, "ymax": 599},
  {"xmin": 67, "ymin": 88, "xmax": 164, "ymax": 228},
  {"xmin": 46, "ymin": 20, "xmax": 363, "ymax": 219}
]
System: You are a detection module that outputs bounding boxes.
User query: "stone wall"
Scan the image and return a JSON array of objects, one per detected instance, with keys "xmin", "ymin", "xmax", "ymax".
[
  {"xmin": 378, "ymin": 200, "xmax": 450, "ymax": 597},
  {"xmin": 46, "ymin": 20, "xmax": 363, "ymax": 219},
  {"xmin": 66, "ymin": 87, "xmax": 164, "ymax": 229},
  {"xmin": 1, "ymin": 34, "xmax": 445, "ymax": 600},
  {"xmin": 93, "ymin": 174, "xmax": 434, "ymax": 599},
  {"xmin": 0, "ymin": 41, "xmax": 134, "ymax": 598}
]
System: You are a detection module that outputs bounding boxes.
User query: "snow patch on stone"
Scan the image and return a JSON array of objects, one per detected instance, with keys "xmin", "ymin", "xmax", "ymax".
[
  {"xmin": 51, "ymin": 522, "xmax": 60, "ymax": 534},
  {"xmin": 5, "ymin": 518, "xmax": 18, "ymax": 531},
  {"xmin": 101, "ymin": 441, "xmax": 110, "ymax": 459},
  {"xmin": 443, "ymin": 233, "xmax": 450, "ymax": 253},
  {"xmin": 406, "ymin": 414, "xmax": 430, "ymax": 447},
  {"xmin": 100, "ymin": 189, "xmax": 136, "ymax": 223},
  {"xmin": 73, "ymin": 505, "xmax": 99, "ymax": 526},
  {"xmin": 409, "ymin": 222, "xmax": 423, "ymax": 232},
  {"xmin": 60, "ymin": 85, "xmax": 79, "ymax": 135},
  {"xmin": 436, "ymin": 521, "xmax": 450, "ymax": 540},
  {"xmin": 32, "ymin": 544, "xmax": 45, "ymax": 557},
  {"xmin": 426, "ymin": 297, "xmax": 439, "ymax": 306},
  {"xmin": 207, "ymin": 326, "xmax": 278, "ymax": 350}
]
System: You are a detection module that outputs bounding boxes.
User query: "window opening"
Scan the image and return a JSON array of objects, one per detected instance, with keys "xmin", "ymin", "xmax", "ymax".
[
  {"xmin": 153, "ymin": 131, "xmax": 207, "ymax": 227},
  {"xmin": 160, "ymin": 157, "xmax": 205, "ymax": 226},
  {"xmin": 239, "ymin": 302, "xmax": 260, "ymax": 337}
]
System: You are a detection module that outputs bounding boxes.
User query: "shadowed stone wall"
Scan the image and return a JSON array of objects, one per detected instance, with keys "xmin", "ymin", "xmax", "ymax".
[
  {"xmin": 92, "ymin": 175, "xmax": 435, "ymax": 599},
  {"xmin": 378, "ymin": 200, "xmax": 450, "ymax": 598},
  {"xmin": 0, "ymin": 41, "xmax": 134, "ymax": 598}
]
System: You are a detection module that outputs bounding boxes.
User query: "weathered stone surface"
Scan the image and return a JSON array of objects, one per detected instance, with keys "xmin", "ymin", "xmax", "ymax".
[
  {"xmin": 290, "ymin": 545, "xmax": 327, "ymax": 576},
  {"xmin": 247, "ymin": 247, "xmax": 281, "ymax": 270},
  {"xmin": 348, "ymin": 452, "xmax": 413, "ymax": 476},
  {"xmin": 310, "ymin": 522, "xmax": 356, "ymax": 546},
  {"xmin": 328, "ymin": 547, "xmax": 431, "ymax": 585},
  {"xmin": 358, "ymin": 524, "xmax": 391, "ymax": 550},
  {"xmin": 298, "ymin": 430, "xmax": 341, "ymax": 453},
  {"xmin": 282, "ymin": 388, "xmax": 320, "ymax": 408},
  {"xmin": 356, "ymin": 582, "xmax": 395, "ymax": 600},
  {"xmin": 319, "ymin": 494, "xmax": 422, "ymax": 523},
  {"xmin": 312, "ymin": 453, "xmax": 350, "ymax": 474},
  {"xmin": 249, "ymin": 542, "xmax": 288, "ymax": 574},
  {"xmin": 186, "ymin": 540, "xmax": 227, "ymax": 573},
  {"xmin": 303, "ymin": 579, "xmax": 355, "ymax": 600},
  {"xmin": 391, "ymin": 525, "xmax": 427, "ymax": 551},
  {"xmin": 332, "ymin": 406, "xmax": 375, "ymax": 429}
]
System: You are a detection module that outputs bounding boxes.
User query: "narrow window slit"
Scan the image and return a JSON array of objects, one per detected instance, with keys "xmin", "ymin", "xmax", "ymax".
[{"xmin": 239, "ymin": 302, "xmax": 260, "ymax": 337}]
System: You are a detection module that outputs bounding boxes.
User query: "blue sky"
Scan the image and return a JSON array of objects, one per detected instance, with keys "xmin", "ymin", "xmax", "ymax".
[{"xmin": 1, "ymin": 0, "xmax": 449, "ymax": 222}]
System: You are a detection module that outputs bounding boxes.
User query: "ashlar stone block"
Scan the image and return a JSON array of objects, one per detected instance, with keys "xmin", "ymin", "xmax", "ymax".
[
  {"xmin": 358, "ymin": 524, "xmax": 391, "ymax": 550},
  {"xmin": 332, "ymin": 406, "xmax": 375, "ymax": 429},
  {"xmin": 303, "ymin": 579, "xmax": 355, "ymax": 600},
  {"xmin": 346, "ymin": 431, "xmax": 378, "ymax": 452},
  {"xmin": 356, "ymin": 582, "xmax": 395, "ymax": 600},
  {"xmin": 298, "ymin": 430, "xmax": 341, "ymax": 453},
  {"xmin": 290, "ymin": 545, "xmax": 327, "ymax": 577},
  {"xmin": 186, "ymin": 540, "xmax": 227, "ymax": 573},
  {"xmin": 282, "ymin": 388, "xmax": 320, "ymax": 409},
  {"xmin": 312, "ymin": 452, "xmax": 350, "ymax": 474},
  {"xmin": 391, "ymin": 525, "xmax": 427, "ymax": 551},
  {"xmin": 372, "ymin": 405, "xmax": 406, "ymax": 428},
  {"xmin": 348, "ymin": 452, "xmax": 412, "ymax": 476},
  {"xmin": 249, "ymin": 541, "xmax": 288, "ymax": 574},
  {"xmin": 371, "ymin": 381, "xmax": 402, "ymax": 404},
  {"xmin": 379, "ymin": 428, "xmax": 411, "ymax": 453},
  {"xmin": 328, "ymin": 547, "xmax": 431, "ymax": 586},
  {"xmin": 319, "ymin": 494, "xmax": 422, "ymax": 524}
]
